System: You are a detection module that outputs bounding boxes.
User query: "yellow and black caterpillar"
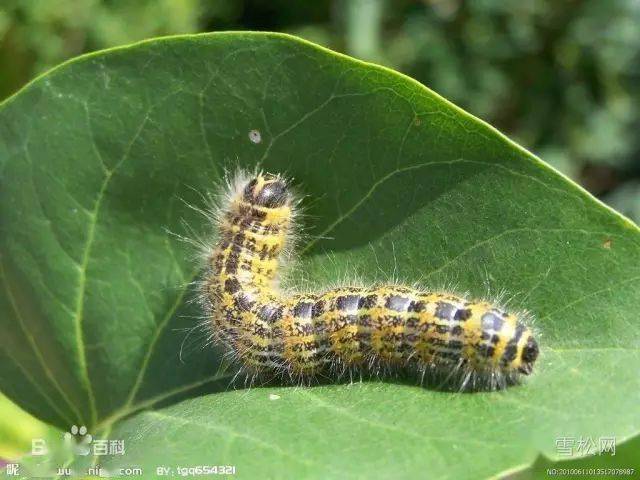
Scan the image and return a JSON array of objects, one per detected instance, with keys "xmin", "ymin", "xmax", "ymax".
[{"xmin": 201, "ymin": 172, "xmax": 539, "ymax": 390}]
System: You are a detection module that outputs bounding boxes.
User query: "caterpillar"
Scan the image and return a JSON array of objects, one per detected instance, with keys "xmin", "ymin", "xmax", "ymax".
[{"xmin": 200, "ymin": 171, "xmax": 539, "ymax": 390}]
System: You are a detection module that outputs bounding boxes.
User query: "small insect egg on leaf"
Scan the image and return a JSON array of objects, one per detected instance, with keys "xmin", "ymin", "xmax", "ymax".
[
  {"xmin": 248, "ymin": 129, "xmax": 262, "ymax": 144},
  {"xmin": 269, "ymin": 393, "xmax": 281, "ymax": 401}
]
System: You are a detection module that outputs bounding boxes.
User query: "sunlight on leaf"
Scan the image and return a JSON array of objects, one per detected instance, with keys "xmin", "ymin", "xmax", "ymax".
[{"xmin": 0, "ymin": 32, "xmax": 638, "ymax": 479}]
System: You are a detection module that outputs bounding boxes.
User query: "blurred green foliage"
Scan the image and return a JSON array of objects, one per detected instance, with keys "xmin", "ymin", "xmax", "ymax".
[
  {"xmin": 0, "ymin": 393, "xmax": 58, "ymax": 460},
  {"xmin": 1, "ymin": 0, "xmax": 637, "ymax": 220},
  {"xmin": 0, "ymin": 0, "xmax": 202, "ymax": 97}
]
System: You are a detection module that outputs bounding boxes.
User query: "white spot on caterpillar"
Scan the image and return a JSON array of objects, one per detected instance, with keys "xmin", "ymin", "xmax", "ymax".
[{"xmin": 248, "ymin": 129, "xmax": 262, "ymax": 144}]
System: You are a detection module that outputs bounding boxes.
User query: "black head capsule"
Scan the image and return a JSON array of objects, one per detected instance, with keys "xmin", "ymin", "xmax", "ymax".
[
  {"xmin": 517, "ymin": 336, "xmax": 539, "ymax": 375},
  {"xmin": 243, "ymin": 175, "xmax": 288, "ymax": 208}
]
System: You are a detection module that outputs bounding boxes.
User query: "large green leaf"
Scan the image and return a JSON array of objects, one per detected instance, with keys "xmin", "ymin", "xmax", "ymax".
[
  {"xmin": 1, "ymin": 32, "xmax": 638, "ymax": 479},
  {"xmin": 511, "ymin": 435, "xmax": 640, "ymax": 480}
]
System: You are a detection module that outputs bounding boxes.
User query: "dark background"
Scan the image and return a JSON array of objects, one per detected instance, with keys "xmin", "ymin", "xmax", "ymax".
[{"xmin": 1, "ymin": 0, "xmax": 638, "ymax": 221}]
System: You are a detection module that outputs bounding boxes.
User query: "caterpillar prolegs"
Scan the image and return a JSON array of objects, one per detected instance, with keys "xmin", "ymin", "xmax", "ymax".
[{"xmin": 201, "ymin": 172, "xmax": 539, "ymax": 390}]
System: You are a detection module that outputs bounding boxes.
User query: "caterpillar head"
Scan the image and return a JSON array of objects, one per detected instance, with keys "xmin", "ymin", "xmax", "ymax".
[
  {"xmin": 478, "ymin": 310, "xmax": 539, "ymax": 376},
  {"xmin": 243, "ymin": 174, "xmax": 290, "ymax": 208},
  {"xmin": 464, "ymin": 307, "xmax": 539, "ymax": 377}
]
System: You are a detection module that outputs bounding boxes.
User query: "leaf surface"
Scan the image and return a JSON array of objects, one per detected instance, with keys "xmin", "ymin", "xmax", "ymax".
[{"xmin": 1, "ymin": 32, "xmax": 638, "ymax": 479}]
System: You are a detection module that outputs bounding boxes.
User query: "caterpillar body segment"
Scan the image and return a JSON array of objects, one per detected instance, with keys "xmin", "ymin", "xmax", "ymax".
[{"xmin": 202, "ymin": 172, "xmax": 539, "ymax": 388}]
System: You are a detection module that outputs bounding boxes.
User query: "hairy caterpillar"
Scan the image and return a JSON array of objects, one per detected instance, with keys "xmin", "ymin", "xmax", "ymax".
[{"xmin": 200, "ymin": 172, "xmax": 539, "ymax": 390}]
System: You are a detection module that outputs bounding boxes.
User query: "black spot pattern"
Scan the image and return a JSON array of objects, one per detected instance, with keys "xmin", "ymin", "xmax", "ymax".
[
  {"xmin": 224, "ymin": 278, "xmax": 240, "ymax": 294},
  {"xmin": 312, "ymin": 300, "xmax": 326, "ymax": 318},
  {"xmin": 521, "ymin": 336, "xmax": 539, "ymax": 363},
  {"xmin": 358, "ymin": 295, "xmax": 378, "ymax": 309},
  {"xmin": 408, "ymin": 300, "xmax": 426, "ymax": 313},
  {"xmin": 454, "ymin": 308, "xmax": 472, "ymax": 321}
]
